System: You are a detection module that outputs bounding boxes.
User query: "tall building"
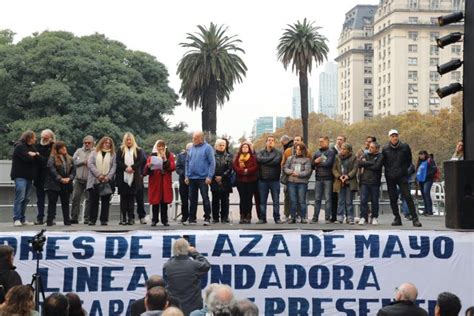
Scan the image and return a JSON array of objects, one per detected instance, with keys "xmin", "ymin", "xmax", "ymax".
[
  {"xmin": 275, "ymin": 116, "xmax": 287, "ymax": 129},
  {"xmin": 252, "ymin": 116, "xmax": 274, "ymax": 138},
  {"xmin": 318, "ymin": 62, "xmax": 339, "ymax": 119},
  {"xmin": 373, "ymin": 0, "xmax": 464, "ymax": 116},
  {"xmin": 336, "ymin": 0, "xmax": 464, "ymax": 124},
  {"xmin": 336, "ymin": 5, "xmax": 378, "ymax": 124},
  {"xmin": 291, "ymin": 87, "xmax": 314, "ymax": 119}
]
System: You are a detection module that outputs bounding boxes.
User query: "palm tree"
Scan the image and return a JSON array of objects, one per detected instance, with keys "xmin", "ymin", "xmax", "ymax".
[
  {"xmin": 177, "ymin": 23, "xmax": 247, "ymax": 139},
  {"xmin": 277, "ymin": 18, "xmax": 329, "ymax": 144}
]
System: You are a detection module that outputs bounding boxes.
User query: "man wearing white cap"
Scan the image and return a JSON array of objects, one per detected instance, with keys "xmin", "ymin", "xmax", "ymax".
[{"xmin": 382, "ymin": 129, "xmax": 422, "ymax": 227}]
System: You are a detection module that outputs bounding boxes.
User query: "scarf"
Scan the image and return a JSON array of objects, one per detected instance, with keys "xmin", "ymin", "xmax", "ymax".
[
  {"xmin": 96, "ymin": 150, "xmax": 111, "ymax": 176},
  {"xmin": 239, "ymin": 153, "xmax": 250, "ymax": 163},
  {"xmin": 124, "ymin": 147, "xmax": 135, "ymax": 186}
]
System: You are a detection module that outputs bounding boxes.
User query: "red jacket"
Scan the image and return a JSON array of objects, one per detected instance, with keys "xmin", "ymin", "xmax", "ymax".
[
  {"xmin": 233, "ymin": 154, "xmax": 258, "ymax": 183},
  {"xmin": 145, "ymin": 152, "xmax": 175, "ymax": 205}
]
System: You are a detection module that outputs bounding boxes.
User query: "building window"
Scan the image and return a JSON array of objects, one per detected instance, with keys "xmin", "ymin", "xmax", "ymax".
[
  {"xmin": 364, "ymin": 89, "xmax": 372, "ymax": 98},
  {"xmin": 408, "ymin": 31, "xmax": 418, "ymax": 41},
  {"xmin": 430, "ymin": 84, "xmax": 439, "ymax": 94},
  {"xmin": 383, "ymin": 75, "xmax": 386, "ymax": 83},
  {"xmin": 430, "ymin": 58, "xmax": 439, "ymax": 66},
  {"xmin": 388, "ymin": 85, "xmax": 391, "ymax": 94},
  {"xmin": 408, "ymin": 0, "xmax": 418, "ymax": 9},
  {"xmin": 408, "ymin": 97, "xmax": 419, "ymax": 107},
  {"xmin": 364, "ymin": 78, "xmax": 372, "ymax": 84},
  {"xmin": 430, "ymin": 45, "xmax": 439, "ymax": 55},
  {"xmin": 430, "ymin": 98, "xmax": 441, "ymax": 106},
  {"xmin": 388, "ymin": 73, "xmax": 391, "ymax": 83},
  {"xmin": 408, "ymin": 44, "xmax": 418, "ymax": 52},
  {"xmin": 408, "ymin": 57, "xmax": 418, "ymax": 65},
  {"xmin": 408, "ymin": 83, "xmax": 418, "ymax": 93},
  {"xmin": 408, "ymin": 17, "xmax": 418, "ymax": 24},
  {"xmin": 430, "ymin": 71, "xmax": 440, "ymax": 81},
  {"xmin": 451, "ymin": 45, "xmax": 462, "ymax": 55},
  {"xmin": 365, "ymin": 43, "xmax": 373, "ymax": 50},
  {"xmin": 451, "ymin": 71, "xmax": 461, "ymax": 81},
  {"xmin": 378, "ymin": 77, "xmax": 382, "ymax": 85},
  {"xmin": 364, "ymin": 56, "xmax": 372, "ymax": 64},
  {"xmin": 383, "ymin": 100, "xmax": 386, "ymax": 108},
  {"xmin": 430, "ymin": 32, "xmax": 440, "ymax": 41},
  {"xmin": 364, "ymin": 67, "xmax": 372, "ymax": 74},
  {"xmin": 408, "ymin": 71, "xmax": 418, "ymax": 81},
  {"xmin": 430, "ymin": 0, "xmax": 440, "ymax": 9},
  {"xmin": 388, "ymin": 60, "xmax": 391, "ymax": 68}
]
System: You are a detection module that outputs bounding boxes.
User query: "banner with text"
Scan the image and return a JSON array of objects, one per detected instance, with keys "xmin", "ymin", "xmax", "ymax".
[{"xmin": 1, "ymin": 230, "xmax": 473, "ymax": 315}]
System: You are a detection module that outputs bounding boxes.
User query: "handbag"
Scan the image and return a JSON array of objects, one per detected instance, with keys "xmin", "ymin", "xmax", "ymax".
[{"xmin": 94, "ymin": 182, "xmax": 113, "ymax": 196}]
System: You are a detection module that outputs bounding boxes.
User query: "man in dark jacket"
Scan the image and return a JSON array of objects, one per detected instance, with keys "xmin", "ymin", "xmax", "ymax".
[
  {"xmin": 176, "ymin": 143, "xmax": 192, "ymax": 225},
  {"xmin": 34, "ymin": 129, "xmax": 55, "ymax": 225},
  {"xmin": 377, "ymin": 282, "xmax": 428, "ymax": 316},
  {"xmin": 0, "ymin": 245, "xmax": 22, "ymax": 304},
  {"xmin": 256, "ymin": 136, "xmax": 283, "ymax": 224},
  {"xmin": 312, "ymin": 136, "xmax": 336, "ymax": 223},
  {"xmin": 359, "ymin": 141, "xmax": 383, "ymax": 225},
  {"xmin": 382, "ymin": 129, "xmax": 422, "ymax": 227},
  {"xmin": 163, "ymin": 238, "xmax": 211, "ymax": 316},
  {"xmin": 10, "ymin": 130, "xmax": 40, "ymax": 227},
  {"xmin": 130, "ymin": 275, "xmax": 180, "ymax": 316}
]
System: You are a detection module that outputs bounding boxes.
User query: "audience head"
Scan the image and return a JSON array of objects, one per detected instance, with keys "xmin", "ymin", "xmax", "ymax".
[
  {"xmin": 418, "ymin": 150, "xmax": 429, "ymax": 161},
  {"xmin": 204, "ymin": 283, "xmax": 221, "ymax": 306},
  {"xmin": 215, "ymin": 139, "xmax": 227, "ymax": 152},
  {"xmin": 294, "ymin": 143, "xmax": 307, "ymax": 157},
  {"xmin": 20, "ymin": 130, "xmax": 37, "ymax": 145},
  {"xmin": 455, "ymin": 141, "xmax": 463, "ymax": 154},
  {"xmin": 96, "ymin": 136, "xmax": 115, "ymax": 153},
  {"xmin": 162, "ymin": 307, "xmax": 184, "ymax": 316},
  {"xmin": 365, "ymin": 136, "xmax": 376, "ymax": 149},
  {"xmin": 43, "ymin": 292, "xmax": 69, "ymax": 316},
  {"xmin": 146, "ymin": 275, "xmax": 166, "ymax": 290},
  {"xmin": 40, "ymin": 129, "xmax": 56, "ymax": 145},
  {"xmin": 192, "ymin": 131, "xmax": 205, "ymax": 145},
  {"xmin": 466, "ymin": 306, "xmax": 474, "ymax": 316},
  {"xmin": 336, "ymin": 135, "xmax": 346, "ymax": 147},
  {"xmin": 388, "ymin": 129, "xmax": 399, "ymax": 145},
  {"xmin": 293, "ymin": 135, "xmax": 303, "ymax": 145},
  {"xmin": 235, "ymin": 298, "xmax": 259, "ymax": 316},
  {"xmin": 319, "ymin": 136, "xmax": 330, "ymax": 149},
  {"xmin": 435, "ymin": 292, "xmax": 461, "ymax": 316},
  {"xmin": 239, "ymin": 142, "xmax": 252, "ymax": 155},
  {"xmin": 173, "ymin": 238, "xmax": 190, "ymax": 257},
  {"xmin": 369, "ymin": 142, "xmax": 380, "ymax": 154},
  {"xmin": 0, "ymin": 244, "xmax": 15, "ymax": 268},
  {"xmin": 2, "ymin": 285, "xmax": 35, "ymax": 315},
  {"xmin": 82, "ymin": 136, "xmax": 94, "ymax": 150},
  {"xmin": 265, "ymin": 136, "xmax": 275, "ymax": 150},
  {"xmin": 121, "ymin": 132, "xmax": 138, "ymax": 151},
  {"xmin": 395, "ymin": 283, "xmax": 418, "ymax": 302},
  {"xmin": 185, "ymin": 142, "xmax": 193, "ymax": 151},
  {"xmin": 208, "ymin": 284, "xmax": 237, "ymax": 316},
  {"xmin": 66, "ymin": 292, "xmax": 86, "ymax": 316},
  {"xmin": 280, "ymin": 135, "xmax": 290, "ymax": 146},
  {"xmin": 145, "ymin": 286, "xmax": 168, "ymax": 311},
  {"xmin": 340, "ymin": 143, "xmax": 353, "ymax": 156}
]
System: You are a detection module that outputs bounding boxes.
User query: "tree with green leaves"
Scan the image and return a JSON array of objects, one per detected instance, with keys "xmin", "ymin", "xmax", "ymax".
[
  {"xmin": 277, "ymin": 18, "xmax": 329, "ymax": 144},
  {"xmin": 0, "ymin": 30, "xmax": 179, "ymax": 157},
  {"xmin": 177, "ymin": 23, "xmax": 247, "ymax": 139}
]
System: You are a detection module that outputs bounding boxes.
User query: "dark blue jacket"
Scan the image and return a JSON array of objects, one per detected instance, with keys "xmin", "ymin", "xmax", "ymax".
[{"xmin": 312, "ymin": 147, "xmax": 336, "ymax": 181}]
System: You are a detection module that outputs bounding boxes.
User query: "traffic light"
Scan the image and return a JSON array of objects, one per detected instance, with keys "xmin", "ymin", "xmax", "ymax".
[{"xmin": 436, "ymin": 11, "xmax": 464, "ymax": 98}]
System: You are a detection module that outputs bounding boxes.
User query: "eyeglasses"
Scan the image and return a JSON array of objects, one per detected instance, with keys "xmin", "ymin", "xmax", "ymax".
[{"xmin": 84, "ymin": 142, "xmax": 92, "ymax": 145}]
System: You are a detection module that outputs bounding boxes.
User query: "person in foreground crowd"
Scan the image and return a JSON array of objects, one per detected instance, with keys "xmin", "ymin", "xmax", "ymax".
[
  {"xmin": 466, "ymin": 306, "xmax": 474, "ymax": 316},
  {"xmin": 416, "ymin": 150, "xmax": 437, "ymax": 216},
  {"xmin": 284, "ymin": 143, "xmax": 312, "ymax": 223},
  {"xmin": 435, "ymin": 292, "xmax": 461, "ymax": 316},
  {"xmin": 312, "ymin": 136, "xmax": 336, "ymax": 223},
  {"xmin": 185, "ymin": 131, "xmax": 215, "ymax": 225},
  {"xmin": 43, "ymin": 293, "xmax": 69, "ymax": 316},
  {"xmin": 0, "ymin": 285, "xmax": 39, "ymax": 316},
  {"xmin": 382, "ymin": 129, "xmax": 422, "ymax": 227},
  {"xmin": 358, "ymin": 141, "xmax": 383, "ymax": 225},
  {"xmin": 71, "ymin": 135, "xmax": 94, "ymax": 224},
  {"xmin": 87, "ymin": 136, "xmax": 116, "ymax": 226},
  {"xmin": 142, "ymin": 286, "xmax": 169, "ymax": 316},
  {"xmin": 377, "ymin": 282, "xmax": 428, "ymax": 316},
  {"xmin": 189, "ymin": 284, "xmax": 220, "ymax": 316},
  {"xmin": 256, "ymin": 135, "xmax": 283, "ymax": 224},
  {"xmin": 66, "ymin": 292, "xmax": 86, "ymax": 316},
  {"xmin": 0, "ymin": 245, "xmax": 22, "ymax": 304},
  {"xmin": 162, "ymin": 307, "xmax": 184, "ymax": 316},
  {"xmin": 45, "ymin": 141, "xmax": 75, "ymax": 226},
  {"xmin": 207, "ymin": 284, "xmax": 238, "ymax": 316},
  {"xmin": 356, "ymin": 135, "xmax": 377, "ymax": 159},
  {"xmin": 145, "ymin": 140, "xmax": 175, "ymax": 227},
  {"xmin": 34, "ymin": 129, "xmax": 56, "ymax": 225},
  {"xmin": 332, "ymin": 143, "xmax": 358, "ymax": 224},
  {"xmin": 10, "ymin": 130, "xmax": 40, "ymax": 227},
  {"xmin": 163, "ymin": 238, "xmax": 211, "ymax": 316},
  {"xmin": 233, "ymin": 142, "xmax": 258, "ymax": 224},
  {"xmin": 211, "ymin": 139, "xmax": 233, "ymax": 224},
  {"xmin": 132, "ymin": 275, "xmax": 181, "ymax": 316},
  {"xmin": 235, "ymin": 299, "xmax": 259, "ymax": 316},
  {"xmin": 176, "ymin": 143, "xmax": 192, "ymax": 224},
  {"xmin": 116, "ymin": 132, "xmax": 145, "ymax": 225},
  {"xmin": 451, "ymin": 140, "xmax": 464, "ymax": 161}
]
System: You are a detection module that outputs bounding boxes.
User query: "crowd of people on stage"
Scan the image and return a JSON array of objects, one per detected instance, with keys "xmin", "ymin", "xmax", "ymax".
[
  {"xmin": 9, "ymin": 127, "xmax": 464, "ymax": 228},
  {"xmin": 1, "ymin": 241, "xmax": 472, "ymax": 316}
]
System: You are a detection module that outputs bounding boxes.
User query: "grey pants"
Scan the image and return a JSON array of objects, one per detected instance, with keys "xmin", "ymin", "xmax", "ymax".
[{"xmin": 71, "ymin": 180, "xmax": 90, "ymax": 221}]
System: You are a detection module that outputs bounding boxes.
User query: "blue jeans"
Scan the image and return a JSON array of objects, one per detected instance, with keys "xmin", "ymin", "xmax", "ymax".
[
  {"xmin": 13, "ymin": 178, "xmax": 33, "ymax": 222},
  {"xmin": 188, "ymin": 179, "xmax": 211, "ymax": 222},
  {"xmin": 288, "ymin": 182, "xmax": 307, "ymax": 218},
  {"xmin": 314, "ymin": 180, "xmax": 332, "ymax": 220},
  {"xmin": 360, "ymin": 184, "xmax": 380, "ymax": 219},
  {"xmin": 337, "ymin": 186, "xmax": 354, "ymax": 222},
  {"xmin": 258, "ymin": 180, "xmax": 280, "ymax": 221},
  {"xmin": 419, "ymin": 180, "xmax": 434, "ymax": 213}
]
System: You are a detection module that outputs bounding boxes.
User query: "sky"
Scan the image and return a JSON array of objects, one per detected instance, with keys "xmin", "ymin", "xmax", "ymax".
[{"xmin": 1, "ymin": 0, "xmax": 380, "ymax": 140}]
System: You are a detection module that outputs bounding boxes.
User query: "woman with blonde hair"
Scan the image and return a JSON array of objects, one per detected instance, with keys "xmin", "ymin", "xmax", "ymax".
[
  {"xmin": 116, "ymin": 132, "xmax": 145, "ymax": 225},
  {"xmin": 87, "ymin": 136, "xmax": 116, "ymax": 226},
  {"xmin": 0, "ymin": 285, "xmax": 39, "ymax": 316},
  {"xmin": 144, "ymin": 140, "xmax": 175, "ymax": 226},
  {"xmin": 45, "ymin": 141, "xmax": 76, "ymax": 226}
]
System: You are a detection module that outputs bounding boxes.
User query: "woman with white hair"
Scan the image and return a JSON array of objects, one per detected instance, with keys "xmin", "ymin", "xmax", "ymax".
[
  {"xmin": 144, "ymin": 140, "xmax": 175, "ymax": 226},
  {"xmin": 211, "ymin": 139, "xmax": 233, "ymax": 224},
  {"xmin": 116, "ymin": 132, "xmax": 145, "ymax": 225}
]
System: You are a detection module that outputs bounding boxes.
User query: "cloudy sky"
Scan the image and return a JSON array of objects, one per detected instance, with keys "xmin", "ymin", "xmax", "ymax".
[{"xmin": 1, "ymin": 0, "xmax": 379, "ymax": 139}]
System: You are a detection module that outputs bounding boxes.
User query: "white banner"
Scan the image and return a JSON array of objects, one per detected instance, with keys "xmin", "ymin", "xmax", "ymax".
[{"xmin": 1, "ymin": 230, "xmax": 473, "ymax": 315}]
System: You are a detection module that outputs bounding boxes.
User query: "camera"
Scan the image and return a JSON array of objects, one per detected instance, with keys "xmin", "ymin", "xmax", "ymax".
[{"xmin": 29, "ymin": 229, "xmax": 46, "ymax": 252}]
